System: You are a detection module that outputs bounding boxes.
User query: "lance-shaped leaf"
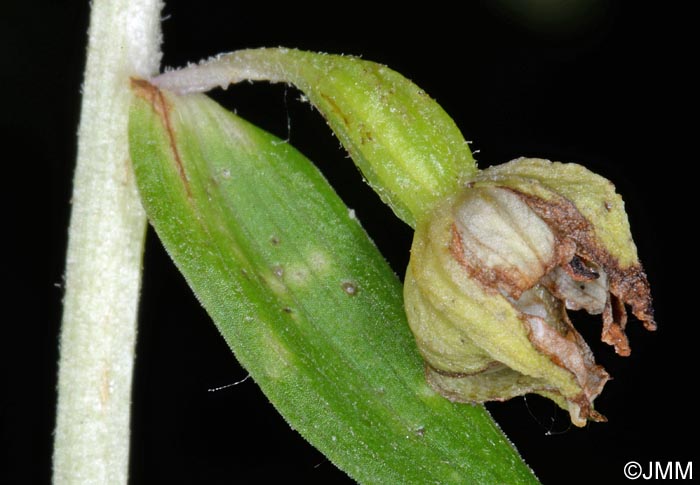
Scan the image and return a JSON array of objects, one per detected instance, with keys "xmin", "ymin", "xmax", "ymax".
[
  {"xmin": 128, "ymin": 81, "xmax": 537, "ymax": 484},
  {"xmin": 155, "ymin": 48, "xmax": 477, "ymax": 227}
]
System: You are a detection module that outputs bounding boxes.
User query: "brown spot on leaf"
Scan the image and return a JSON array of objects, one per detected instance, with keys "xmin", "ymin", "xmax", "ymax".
[{"xmin": 341, "ymin": 281, "xmax": 358, "ymax": 296}]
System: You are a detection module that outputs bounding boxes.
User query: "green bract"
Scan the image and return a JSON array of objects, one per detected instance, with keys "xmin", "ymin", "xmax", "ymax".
[{"xmin": 128, "ymin": 80, "xmax": 537, "ymax": 483}]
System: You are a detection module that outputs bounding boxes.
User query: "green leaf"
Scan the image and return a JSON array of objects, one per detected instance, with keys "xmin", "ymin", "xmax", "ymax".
[
  {"xmin": 128, "ymin": 80, "xmax": 537, "ymax": 484},
  {"xmin": 155, "ymin": 48, "xmax": 478, "ymax": 227}
]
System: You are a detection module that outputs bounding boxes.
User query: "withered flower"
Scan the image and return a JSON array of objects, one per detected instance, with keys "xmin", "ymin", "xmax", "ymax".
[{"xmin": 404, "ymin": 157, "xmax": 655, "ymax": 426}]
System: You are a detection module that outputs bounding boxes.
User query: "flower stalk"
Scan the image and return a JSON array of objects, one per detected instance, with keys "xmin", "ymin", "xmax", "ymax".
[{"xmin": 53, "ymin": 0, "xmax": 163, "ymax": 482}]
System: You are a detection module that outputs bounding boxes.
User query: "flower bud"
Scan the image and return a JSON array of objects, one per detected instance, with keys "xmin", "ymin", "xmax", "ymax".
[{"xmin": 404, "ymin": 157, "xmax": 655, "ymax": 426}]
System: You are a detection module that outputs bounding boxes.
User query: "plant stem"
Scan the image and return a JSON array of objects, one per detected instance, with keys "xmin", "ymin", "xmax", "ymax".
[{"xmin": 53, "ymin": 1, "xmax": 163, "ymax": 482}]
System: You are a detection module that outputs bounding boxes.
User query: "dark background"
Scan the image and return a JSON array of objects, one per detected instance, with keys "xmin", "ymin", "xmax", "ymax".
[{"xmin": 4, "ymin": 1, "xmax": 693, "ymax": 484}]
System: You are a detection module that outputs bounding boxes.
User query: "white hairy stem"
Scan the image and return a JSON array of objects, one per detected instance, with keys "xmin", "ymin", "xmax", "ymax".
[{"xmin": 53, "ymin": 0, "xmax": 163, "ymax": 482}]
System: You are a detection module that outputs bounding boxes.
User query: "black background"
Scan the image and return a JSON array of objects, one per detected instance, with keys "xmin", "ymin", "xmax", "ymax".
[{"xmin": 3, "ymin": 1, "xmax": 693, "ymax": 484}]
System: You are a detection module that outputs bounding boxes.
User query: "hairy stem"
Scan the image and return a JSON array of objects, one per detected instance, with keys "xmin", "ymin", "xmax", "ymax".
[{"xmin": 53, "ymin": 0, "xmax": 163, "ymax": 482}]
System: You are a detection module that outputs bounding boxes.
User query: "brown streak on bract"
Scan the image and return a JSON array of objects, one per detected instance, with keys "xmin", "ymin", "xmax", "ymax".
[
  {"xmin": 130, "ymin": 78, "xmax": 192, "ymax": 198},
  {"xmin": 319, "ymin": 92, "xmax": 351, "ymax": 128},
  {"xmin": 358, "ymin": 123, "xmax": 374, "ymax": 145}
]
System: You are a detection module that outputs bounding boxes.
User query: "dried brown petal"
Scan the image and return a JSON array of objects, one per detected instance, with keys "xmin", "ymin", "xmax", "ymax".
[{"xmin": 404, "ymin": 158, "xmax": 655, "ymax": 426}]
